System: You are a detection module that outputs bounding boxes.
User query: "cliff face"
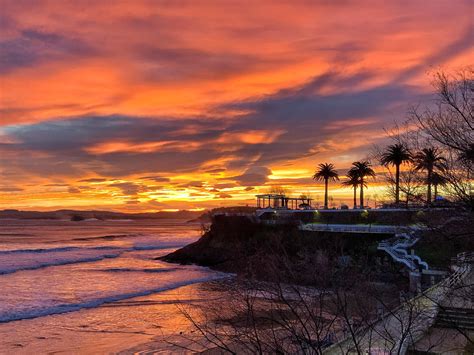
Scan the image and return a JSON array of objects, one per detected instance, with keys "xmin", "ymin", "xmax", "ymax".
[
  {"xmin": 161, "ymin": 215, "xmax": 392, "ymax": 285},
  {"xmin": 161, "ymin": 215, "xmax": 287, "ymax": 273}
]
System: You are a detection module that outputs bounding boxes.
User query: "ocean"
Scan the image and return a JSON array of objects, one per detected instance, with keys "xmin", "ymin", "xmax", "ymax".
[{"xmin": 0, "ymin": 219, "xmax": 226, "ymax": 354}]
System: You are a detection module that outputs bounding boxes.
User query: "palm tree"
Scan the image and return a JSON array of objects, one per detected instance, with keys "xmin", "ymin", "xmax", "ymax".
[
  {"xmin": 430, "ymin": 171, "xmax": 448, "ymax": 201},
  {"xmin": 380, "ymin": 143, "xmax": 412, "ymax": 205},
  {"xmin": 349, "ymin": 161, "xmax": 376, "ymax": 208},
  {"xmin": 413, "ymin": 148, "xmax": 447, "ymax": 204},
  {"xmin": 313, "ymin": 163, "xmax": 339, "ymax": 209},
  {"xmin": 342, "ymin": 170, "xmax": 364, "ymax": 209}
]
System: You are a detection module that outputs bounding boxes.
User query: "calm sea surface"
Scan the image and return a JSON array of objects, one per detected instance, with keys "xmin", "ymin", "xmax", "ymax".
[{"xmin": 0, "ymin": 219, "xmax": 226, "ymax": 354}]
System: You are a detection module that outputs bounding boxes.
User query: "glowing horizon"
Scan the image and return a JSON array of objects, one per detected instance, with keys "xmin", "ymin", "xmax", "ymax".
[{"xmin": 0, "ymin": 1, "xmax": 472, "ymax": 211}]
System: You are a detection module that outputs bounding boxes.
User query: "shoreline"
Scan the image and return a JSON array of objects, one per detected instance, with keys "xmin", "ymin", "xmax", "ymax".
[
  {"xmin": 0, "ymin": 273, "xmax": 229, "ymax": 324},
  {"xmin": 0, "ymin": 219, "xmax": 229, "ymax": 354},
  {"xmin": 0, "ymin": 276, "xmax": 232, "ymax": 353}
]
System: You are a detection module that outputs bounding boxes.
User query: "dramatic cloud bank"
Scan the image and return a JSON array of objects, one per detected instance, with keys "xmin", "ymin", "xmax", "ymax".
[{"xmin": 0, "ymin": 0, "xmax": 472, "ymax": 210}]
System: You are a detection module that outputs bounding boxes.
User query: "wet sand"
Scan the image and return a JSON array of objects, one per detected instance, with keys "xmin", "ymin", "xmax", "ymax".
[{"xmin": 0, "ymin": 280, "xmax": 229, "ymax": 354}]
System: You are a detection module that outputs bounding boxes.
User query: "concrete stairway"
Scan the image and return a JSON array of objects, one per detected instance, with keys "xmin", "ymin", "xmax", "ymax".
[{"xmin": 377, "ymin": 231, "xmax": 429, "ymax": 271}]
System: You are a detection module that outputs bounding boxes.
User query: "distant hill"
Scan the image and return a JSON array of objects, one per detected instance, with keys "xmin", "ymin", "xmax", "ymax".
[{"xmin": 0, "ymin": 209, "xmax": 204, "ymax": 221}]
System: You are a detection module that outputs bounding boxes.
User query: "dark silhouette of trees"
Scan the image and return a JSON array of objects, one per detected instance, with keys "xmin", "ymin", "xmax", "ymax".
[
  {"xmin": 170, "ymin": 230, "xmax": 473, "ymax": 353},
  {"xmin": 413, "ymin": 148, "xmax": 447, "ymax": 204},
  {"xmin": 342, "ymin": 170, "xmax": 363, "ymax": 209},
  {"xmin": 269, "ymin": 186, "xmax": 288, "ymax": 195},
  {"xmin": 407, "ymin": 67, "xmax": 473, "ymax": 208},
  {"xmin": 313, "ymin": 163, "xmax": 339, "ymax": 209},
  {"xmin": 349, "ymin": 161, "xmax": 376, "ymax": 208},
  {"xmin": 431, "ymin": 171, "xmax": 448, "ymax": 200},
  {"xmin": 385, "ymin": 167, "xmax": 425, "ymax": 207},
  {"xmin": 380, "ymin": 143, "xmax": 412, "ymax": 205},
  {"xmin": 409, "ymin": 68, "xmax": 473, "ymax": 161}
]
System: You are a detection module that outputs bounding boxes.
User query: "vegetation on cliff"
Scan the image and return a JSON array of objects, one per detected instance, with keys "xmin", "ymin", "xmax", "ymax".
[{"xmin": 161, "ymin": 215, "xmax": 403, "ymax": 286}]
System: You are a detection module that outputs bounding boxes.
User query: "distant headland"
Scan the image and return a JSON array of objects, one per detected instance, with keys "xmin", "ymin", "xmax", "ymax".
[{"xmin": 0, "ymin": 209, "xmax": 204, "ymax": 221}]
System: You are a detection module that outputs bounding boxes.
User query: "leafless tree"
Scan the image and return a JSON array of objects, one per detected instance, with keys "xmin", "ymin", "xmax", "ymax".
[
  {"xmin": 374, "ymin": 68, "xmax": 472, "ymax": 208},
  {"xmin": 384, "ymin": 166, "xmax": 426, "ymax": 207},
  {"xmin": 269, "ymin": 186, "xmax": 289, "ymax": 195},
  {"xmin": 409, "ymin": 68, "xmax": 473, "ymax": 160},
  {"xmin": 407, "ymin": 67, "xmax": 473, "ymax": 208},
  {"xmin": 174, "ymin": 265, "xmax": 402, "ymax": 353},
  {"xmin": 171, "ymin": 251, "xmax": 472, "ymax": 354}
]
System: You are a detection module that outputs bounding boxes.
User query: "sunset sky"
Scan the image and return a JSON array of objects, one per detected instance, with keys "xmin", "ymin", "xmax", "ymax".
[{"xmin": 0, "ymin": 0, "xmax": 472, "ymax": 211}]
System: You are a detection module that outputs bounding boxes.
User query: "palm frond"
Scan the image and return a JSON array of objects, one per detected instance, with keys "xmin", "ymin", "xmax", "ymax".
[{"xmin": 313, "ymin": 163, "xmax": 339, "ymax": 181}]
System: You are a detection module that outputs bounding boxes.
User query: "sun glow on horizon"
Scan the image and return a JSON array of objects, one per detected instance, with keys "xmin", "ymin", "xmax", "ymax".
[{"xmin": 0, "ymin": 1, "xmax": 472, "ymax": 211}]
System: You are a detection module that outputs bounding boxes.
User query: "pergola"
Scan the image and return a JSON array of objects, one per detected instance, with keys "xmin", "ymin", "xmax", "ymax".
[{"xmin": 256, "ymin": 194, "xmax": 313, "ymax": 210}]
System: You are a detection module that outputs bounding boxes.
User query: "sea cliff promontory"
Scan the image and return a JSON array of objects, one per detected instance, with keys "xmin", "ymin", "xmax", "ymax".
[{"xmin": 161, "ymin": 214, "xmax": 400, "ymax": 285}]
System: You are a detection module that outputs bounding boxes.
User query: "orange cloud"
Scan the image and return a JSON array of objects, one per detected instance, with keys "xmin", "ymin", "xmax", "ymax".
[
  {"xmin": 0, "ymin": 0, "xmax": 471, "ymax": 211},
  {"xmin": 216, "ymin": 130, "xmax": 285, "ymax": 145},
  {"xmin": 85, "ymin": 140, "xmax": 203, "ymax": 155}
]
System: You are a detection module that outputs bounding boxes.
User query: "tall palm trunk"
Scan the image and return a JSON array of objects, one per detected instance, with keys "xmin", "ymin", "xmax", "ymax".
[
  {"xmin": 395, "ymin": 163, "xmax": 400, "ymax": 204},
  {"xmin": 324, "ymin": 178, "xmax": 328, "ymax": 209},
  {"xmin": 353, "ymin": 186, "xmax": 357, "ymax": 209},
  {"xmin": 434, "ymin": 183, "xmax": 438, "ymax": 200},
  {"xmin": 427, "ymin": 169, "xmax": 432, "ymax": 204},
  {"xmin": 359, "ymin": 178, "xmax": 364, "ymax": 208}
]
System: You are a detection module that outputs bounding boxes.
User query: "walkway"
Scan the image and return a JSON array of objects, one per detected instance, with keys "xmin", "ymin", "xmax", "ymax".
[
  {"xmin": 300, "ymin": 223, "xmax": 414, "ymax": 235},
  {"xmin": 301, "ymin": 223, "xmax": 428, "ymax": 271},
  {"xmin": 324, "ymin": 258, "xmax": 473, "ymax": 354}
]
